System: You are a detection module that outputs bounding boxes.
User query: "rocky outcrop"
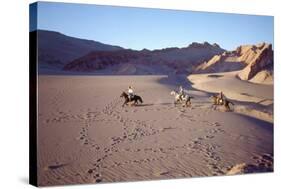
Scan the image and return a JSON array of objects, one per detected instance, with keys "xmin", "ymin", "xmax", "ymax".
[
  {"xmin": 194, "ymin": 52, "xmax": 245, "ymax": 73},
  {"xmin": 249, "ymin": 68, "xmax": 273, "ymax": 85},
  {"xmin": 238, "ymin": 43, "xmax": 273, "ymax": 80},
  {"xmin": 194, "ymin": 43, "xmax": 273, "ymax": 84}
]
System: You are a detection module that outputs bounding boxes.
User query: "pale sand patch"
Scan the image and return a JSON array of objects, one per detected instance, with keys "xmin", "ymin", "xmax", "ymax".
[{"xmin": 38, "ymin": 75, "xmax": 273, "ymax": 186}]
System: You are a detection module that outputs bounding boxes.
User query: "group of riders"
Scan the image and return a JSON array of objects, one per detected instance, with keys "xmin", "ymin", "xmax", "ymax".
[{"xmin": 123, "ymin": 85, "xmax": 233, "ymax": 110}]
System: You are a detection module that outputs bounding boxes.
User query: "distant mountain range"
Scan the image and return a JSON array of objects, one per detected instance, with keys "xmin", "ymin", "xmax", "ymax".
[
  {"xmin": 33, "ymin": 30, "xmax": 273, "ymax": 84},
  {"xmin": 34, "ymin": 30, "xmax": 224, "ymax": 73},
  {"xmin": 35, "ymin": 30, "xmax": 123, "ymax": 70},
  {"xmin": 63, "ymin": 41, "xmax": 225, "ymax": 74}
]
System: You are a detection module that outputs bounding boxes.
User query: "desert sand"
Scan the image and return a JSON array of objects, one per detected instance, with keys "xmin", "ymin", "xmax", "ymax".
[{"xmin": 38, "ymin": 74, "xmax": 273, "ymax": 186}]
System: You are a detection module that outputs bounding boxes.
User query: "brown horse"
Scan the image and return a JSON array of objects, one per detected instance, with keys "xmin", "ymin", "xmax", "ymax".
[{"xmin": 120, "ymin": 92, "xmax": 143, "ymax": 107}]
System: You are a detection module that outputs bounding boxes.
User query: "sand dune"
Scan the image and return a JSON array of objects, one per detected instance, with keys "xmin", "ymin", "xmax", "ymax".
[{"xmin": 37, "ymin": 75, "xmax": 273, "ymax": 186}]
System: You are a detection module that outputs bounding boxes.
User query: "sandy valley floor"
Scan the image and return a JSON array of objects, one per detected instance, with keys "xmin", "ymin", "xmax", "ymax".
[{"xmin": 37, "ymin": 75, "xmax": 273, "ymax": 186}]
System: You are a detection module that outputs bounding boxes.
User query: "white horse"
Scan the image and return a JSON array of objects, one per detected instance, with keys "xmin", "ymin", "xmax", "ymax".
[{"xmin": 170, "ymin": 90, "xmax": 193, "ymax": 107}]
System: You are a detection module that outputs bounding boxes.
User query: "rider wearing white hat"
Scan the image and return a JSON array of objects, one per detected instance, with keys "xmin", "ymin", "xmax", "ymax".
[{"xmin": 128, "ymin": 86, "xmax": 134, "ymax": 101}]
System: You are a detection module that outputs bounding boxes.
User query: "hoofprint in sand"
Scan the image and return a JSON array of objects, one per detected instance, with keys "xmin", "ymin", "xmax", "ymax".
[{"xmin": 38, "ymin": 75, "xmax": 273, "ymax": 186}]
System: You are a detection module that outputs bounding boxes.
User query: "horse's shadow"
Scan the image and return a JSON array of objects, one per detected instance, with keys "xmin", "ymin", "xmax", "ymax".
[
  {"xmin": 157, "ymin": 102, "xmax": 174, "ymax": 106},
  {"xmin": 134, "ymin": 103, "xmax": 154, "ymax": 107},
  {"xmin": 135, "ymin": 102, "xmax": 174, "ymax": 107}
]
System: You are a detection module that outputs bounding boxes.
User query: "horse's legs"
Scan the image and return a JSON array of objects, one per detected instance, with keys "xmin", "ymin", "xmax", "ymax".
[
  {"xmin": 132, "ymin": 99, "xmax": 136, "ymax": 106},
  {"xmin": 225, "ymin": 103, "xmax": 231, "ymax": 111},
  {"xmin": 122, "ymin": 100, "xmax": 128, "ymax": 107}
]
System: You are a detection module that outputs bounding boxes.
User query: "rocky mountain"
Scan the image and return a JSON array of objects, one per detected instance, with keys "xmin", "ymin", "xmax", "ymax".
[
  {"xmin": 63, "ymin": 42, "xmax": 225, "ymax": 74},
  {"xmin": 238, "ymin": 43, "xmax": 273, "ymax": 81},
  {"xmin": 195, "ymin": 43, "xmax": 273, "ymax": 84},
  {"xmin": 35, "ymin": 30, "xmax": 123, "ymax": 71}
]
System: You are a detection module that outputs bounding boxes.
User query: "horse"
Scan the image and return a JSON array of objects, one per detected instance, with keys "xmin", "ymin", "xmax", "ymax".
[
  {"xmin": 210, "ymin": 95, "xmax": 234, "ymax": 111},
  {"xmin": 120, "ymin": 92, "xmax": 143, "ymax": 107},
  {"xmin": 170, "ymin": 90, "xmax": 194, "ymax": 107}
]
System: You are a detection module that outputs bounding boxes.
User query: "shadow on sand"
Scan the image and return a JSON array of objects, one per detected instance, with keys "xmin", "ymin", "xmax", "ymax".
[
  {"xmin": 135, "ymin": 103, "xmax": 154, "ymax": 107},
  {"xmin": 156, "ymin": 102, "xmax": 174, "ymax": 106},
  {"xmin": 135, "ymin": 102, "xmax": 174, "ymax": 107}
]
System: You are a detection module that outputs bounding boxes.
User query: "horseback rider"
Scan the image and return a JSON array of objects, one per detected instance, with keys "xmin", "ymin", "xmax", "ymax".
[
  {"xmin": 178, "ymin": 86, "xmax": 185, "ymax": 100},
  {"xmin": 217, "ymin": 91, "xmax": 225, "ymax": 104},
  {"xmin": 128, "ymin": 86, "xmax": 134, "ymax": 101}
]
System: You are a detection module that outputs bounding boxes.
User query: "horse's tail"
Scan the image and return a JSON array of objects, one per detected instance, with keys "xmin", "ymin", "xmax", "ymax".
[{"xmin": 139, "ymin": 96, "xmax": 143, "ymax": 103}]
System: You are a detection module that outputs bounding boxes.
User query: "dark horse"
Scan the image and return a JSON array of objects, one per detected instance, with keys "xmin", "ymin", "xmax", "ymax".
[{"xmin": 120, "ymin": 92, "xmax": 143, "ymax": 107}]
